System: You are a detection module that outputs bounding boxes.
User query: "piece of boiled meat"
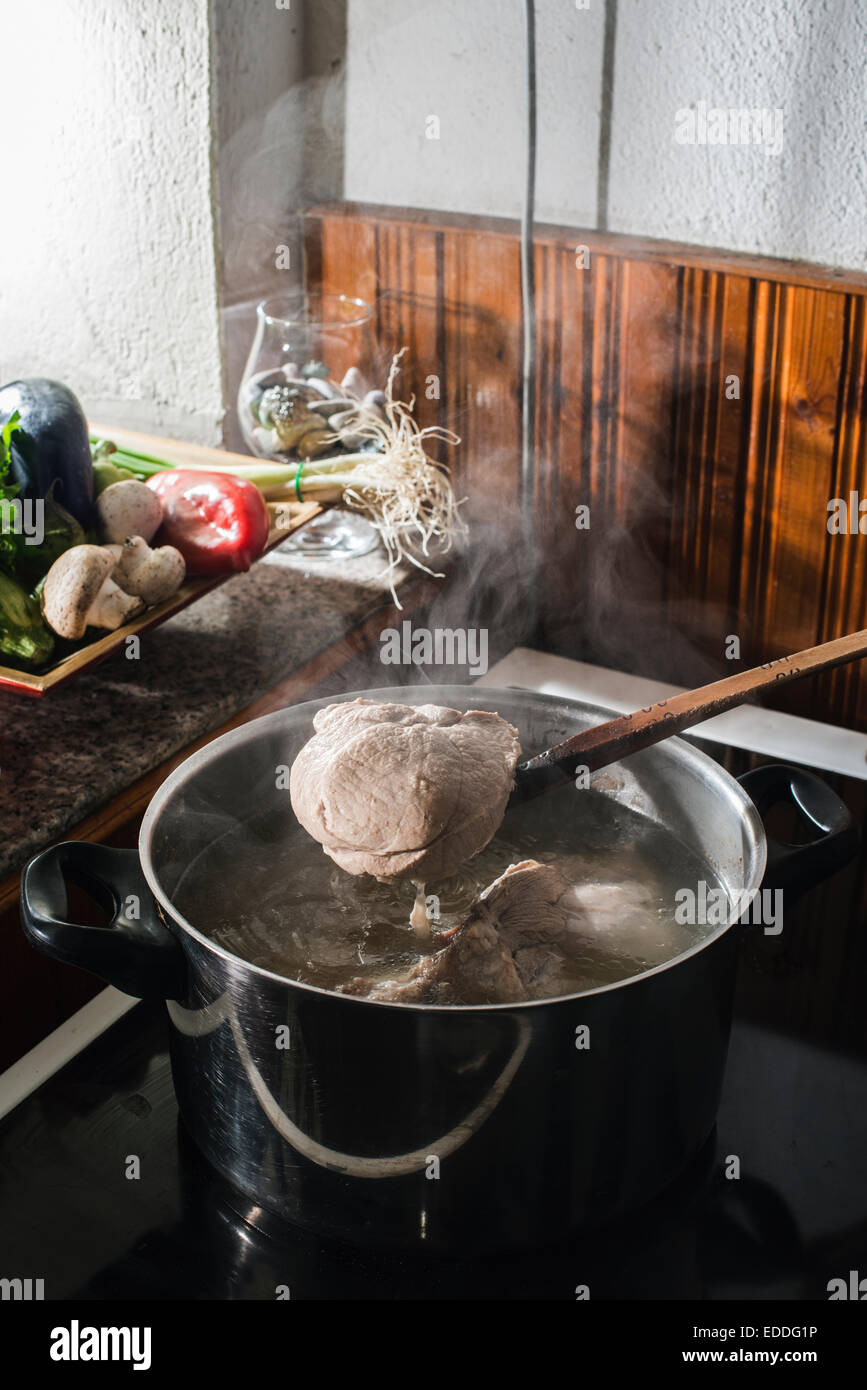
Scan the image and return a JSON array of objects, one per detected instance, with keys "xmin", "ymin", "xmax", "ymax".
[
  {"xmin": 340, "ymin": 860, "xmax": 570, "ymax": 1004},
  {"xmin": 289, "ymin": 700, "xmax": 521, "ymax": 883}
]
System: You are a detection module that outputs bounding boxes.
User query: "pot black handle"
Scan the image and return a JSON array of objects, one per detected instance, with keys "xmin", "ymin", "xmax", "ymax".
[
  {"xmin": 738, "ymin": 764, "xmax": 859, "ymax": 896},
  {"xmin": 20, "ymin": 841, "xmax": 187, "ymax": 1000}
]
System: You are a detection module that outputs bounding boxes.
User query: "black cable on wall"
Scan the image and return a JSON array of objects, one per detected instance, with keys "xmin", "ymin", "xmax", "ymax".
[
  {"xmin": 596, "ymin": 0, "xmax": 619, "ymax": 232},
  {"xmin": 521, "ymin": 0, "xmax": 538, "ymax": 638}
]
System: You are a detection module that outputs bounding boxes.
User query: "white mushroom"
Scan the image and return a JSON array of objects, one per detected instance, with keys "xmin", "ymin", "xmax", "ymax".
[
  {"xmin": 363, "ymin": 389, "xmax": 387, "ymax": 413},
  {"xmin": 41, "ymin": 545, "xmax": 145, "ymax": 639},
  {"xmin": 97, "ymin": 480, "xmax": 163, "ymax": 544},
  {"xmin": 113, "ymin": 536, "xmax": 186, "ymax": 605},
  {"xmin": 340, "ymin": 366, "xmax": 370, "ymax": 398}
]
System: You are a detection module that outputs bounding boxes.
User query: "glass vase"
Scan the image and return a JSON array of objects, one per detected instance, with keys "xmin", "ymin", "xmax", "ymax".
[{"xmin": 237, "ymin": 291, "xmax": 383, "ymax": 558}]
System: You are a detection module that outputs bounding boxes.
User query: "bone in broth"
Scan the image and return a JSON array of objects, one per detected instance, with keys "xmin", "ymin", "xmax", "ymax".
[{"xmin": 172, "ymin": 783, "xmax": 728, "ymax": 1003}]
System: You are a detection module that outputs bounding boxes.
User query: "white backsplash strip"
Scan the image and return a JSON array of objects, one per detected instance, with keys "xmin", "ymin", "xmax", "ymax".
[
  {"xmin": 0, "ymin": 988, "xmax": 136, "ymax": 1121},
  {"xmin": 478, "ymin": 648, "xmax": 867, "ymax": 782}
]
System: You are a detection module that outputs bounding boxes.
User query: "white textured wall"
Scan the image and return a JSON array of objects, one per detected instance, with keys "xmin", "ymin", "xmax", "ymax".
[
  {"xmin": 344, "ymin": 0, "xmax": 604, "ymax": 227},
  {"xmin": 0, "ymin": 0, "xmax": 224, "ymax": 442},
  {"xmin": 4, "ymin": 0, "xmax": 861, "ymax": 456},
  {"xmin": 344, "ymin": 0, "xmax": 867, "ymax": 272},
  {"xmin": 610, "ymin": 0, "xmax": 867, "ymax": 268},
  {"xmin": 213, "ymin": 0, "xmax": 305, "ymax": 301}
]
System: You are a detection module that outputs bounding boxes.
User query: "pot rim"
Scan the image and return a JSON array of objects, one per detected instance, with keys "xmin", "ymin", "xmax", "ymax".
[{"xmin": 138, "ymin": 685, "xmax": 767, "ymax": 1012}]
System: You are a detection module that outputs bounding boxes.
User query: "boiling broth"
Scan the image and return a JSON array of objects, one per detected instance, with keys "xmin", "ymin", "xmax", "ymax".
[{"xmin": 172, "ymin": 783, "xmax": 728, "ymax": 1000}]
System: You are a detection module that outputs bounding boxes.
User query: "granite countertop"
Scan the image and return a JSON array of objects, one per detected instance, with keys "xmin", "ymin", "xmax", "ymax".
[{"xmin": 0, "ymin": 539, "xmax": 407, "ymax": 881}]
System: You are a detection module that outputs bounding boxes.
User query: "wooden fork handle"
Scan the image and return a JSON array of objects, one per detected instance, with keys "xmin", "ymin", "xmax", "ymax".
[{"xmin": 511, "ymin": 628, "xmax": 867, "ymax": 802}]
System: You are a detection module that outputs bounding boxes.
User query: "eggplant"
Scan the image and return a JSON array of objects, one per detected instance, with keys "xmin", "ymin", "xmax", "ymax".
[{"xmin": 0, "ymin": 379, "xmax": 94, "ymax": 526}]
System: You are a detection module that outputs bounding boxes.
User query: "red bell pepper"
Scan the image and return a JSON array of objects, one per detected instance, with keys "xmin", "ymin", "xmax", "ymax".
[{"xmin": 147, "ymin": 470, "xmax": 270, "ymax": 576}]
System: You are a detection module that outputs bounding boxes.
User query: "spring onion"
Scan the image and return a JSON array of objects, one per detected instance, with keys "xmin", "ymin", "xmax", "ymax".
[{"xmin": 90, "ymin": 352, "xmax": 466, "ymax": 601}]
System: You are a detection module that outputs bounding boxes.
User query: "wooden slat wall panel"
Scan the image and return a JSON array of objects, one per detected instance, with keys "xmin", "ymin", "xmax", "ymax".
[
  {"xmin": 821, "ymin": 296, "xmax": 867, "ymax": 728},
  {"xmin": 304, "ymin": 203, "xmax": 867, "ymax": 732},
  {"xmin": 543, "ymin": 256, "xmax": 685, "ymax": 668},
  {"xmin": 440, "ymin": 229, "xmax": 523, "ymax": 517}
]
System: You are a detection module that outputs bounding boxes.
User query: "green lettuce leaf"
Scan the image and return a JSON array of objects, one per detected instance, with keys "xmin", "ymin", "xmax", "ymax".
[{"xmin": 0, "ymin": 411, "xmax": 21, "ymax": 573}]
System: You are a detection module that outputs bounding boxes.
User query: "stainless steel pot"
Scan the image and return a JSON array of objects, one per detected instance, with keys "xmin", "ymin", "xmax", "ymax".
[{"xmin": 20, "ymin": 687, "xmax": 857, "ymax": 1250}]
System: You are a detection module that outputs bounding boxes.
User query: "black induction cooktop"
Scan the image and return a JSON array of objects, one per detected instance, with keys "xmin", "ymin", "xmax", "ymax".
[{"xmin": 1, "ymin": 748, "xmax": 866, "ymax": 1310}]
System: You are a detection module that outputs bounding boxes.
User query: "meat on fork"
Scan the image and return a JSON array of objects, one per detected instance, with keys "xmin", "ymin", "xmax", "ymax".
[
  {"xmin": 340, "ymin": 859, "xmax": 570, "ymax": 1005},
  {"xmin": 289, "ymin": 700, "xmax": 521, "ymax": 884}
]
